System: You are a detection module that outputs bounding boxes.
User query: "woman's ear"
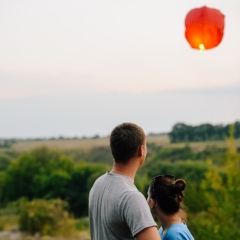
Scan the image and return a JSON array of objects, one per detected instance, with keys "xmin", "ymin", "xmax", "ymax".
[{"xmin": 149, "ymin": 198, "xmax": 156, "ymax": 209}]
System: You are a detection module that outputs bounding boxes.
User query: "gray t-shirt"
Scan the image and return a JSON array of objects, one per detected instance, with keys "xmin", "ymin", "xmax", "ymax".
[{"xmin": 89, "ymin": 171, "xmax": 157, "ymax": 240}]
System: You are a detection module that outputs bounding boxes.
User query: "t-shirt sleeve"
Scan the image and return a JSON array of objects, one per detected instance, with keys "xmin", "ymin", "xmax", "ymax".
[{"xmin": 121, "ymin": 191, "xmax": 157, "ymax": 237}]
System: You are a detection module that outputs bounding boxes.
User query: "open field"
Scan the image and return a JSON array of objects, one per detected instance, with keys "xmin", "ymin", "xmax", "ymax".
[
  {"xmin": 3, "ymin": 135, "xmax": 169, "ymax": 153},
  {"xmin": 2, "ymin": 134, "xmax": 240, "ymax": 153},
  {"xmin": 11, "ymin": 138, "xmax": 111, "ymax": 152}
]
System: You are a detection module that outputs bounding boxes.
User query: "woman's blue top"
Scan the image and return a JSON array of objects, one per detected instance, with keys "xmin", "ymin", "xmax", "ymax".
[{"xmin": 159, "ymin": 223, "xmax": 194, "ymax": 240}]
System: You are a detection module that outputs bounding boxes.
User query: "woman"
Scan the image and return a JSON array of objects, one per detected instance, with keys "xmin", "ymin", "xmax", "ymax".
[{"xmin": 147, "ymin": 174, "xmax": 194, "ymax": 240}]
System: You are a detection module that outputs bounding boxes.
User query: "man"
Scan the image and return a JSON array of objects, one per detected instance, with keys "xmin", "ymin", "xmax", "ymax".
[{"xmin": 89, "ymin": 122, "xmax": 161, "ymax": 240}]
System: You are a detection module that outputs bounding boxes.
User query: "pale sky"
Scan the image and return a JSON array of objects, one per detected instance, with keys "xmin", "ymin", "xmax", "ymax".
[{"xmin": 0, "ymin": 0, "xmax": 240, "ymax": 138}]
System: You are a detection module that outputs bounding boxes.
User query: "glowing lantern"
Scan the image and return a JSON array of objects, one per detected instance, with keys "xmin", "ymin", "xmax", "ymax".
[{"xmin": 185, "ymin": 6, "xmax": 225, "ymax": 51}]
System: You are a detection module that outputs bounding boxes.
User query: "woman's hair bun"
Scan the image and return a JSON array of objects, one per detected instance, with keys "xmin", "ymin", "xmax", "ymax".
[{"xmin": 175, "ymin": 179, "xmax": 186, "ymax": 192}]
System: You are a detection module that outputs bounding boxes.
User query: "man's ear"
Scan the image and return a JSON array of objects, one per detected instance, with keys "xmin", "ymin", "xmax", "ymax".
[{"xmin": 137, "ymin": 145, "xmax": 144, "ymax": 156}]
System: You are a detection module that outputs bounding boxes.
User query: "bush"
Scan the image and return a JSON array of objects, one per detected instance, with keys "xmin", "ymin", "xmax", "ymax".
[
  {"xmin": 76, "ymin": 217, "xmax": 89, "ymax": 231},
  {"xmin": 18, "ymin": 199, "xmax": 77, "ymax": 237}
]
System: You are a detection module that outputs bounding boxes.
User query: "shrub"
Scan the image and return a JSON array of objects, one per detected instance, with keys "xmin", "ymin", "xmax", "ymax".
[{"xmin": 18, "ymin": 199, "xmax": 77, "ymax": 237}]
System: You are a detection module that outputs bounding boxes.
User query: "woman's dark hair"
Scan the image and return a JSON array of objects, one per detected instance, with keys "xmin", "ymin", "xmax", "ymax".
[
  {"xmin": 110, "ymin": 122, "xmax": 145, "ymax": 164},
  {"xmin": 149, "ymin": 176, "xmax": 186, "ymax": 215}
]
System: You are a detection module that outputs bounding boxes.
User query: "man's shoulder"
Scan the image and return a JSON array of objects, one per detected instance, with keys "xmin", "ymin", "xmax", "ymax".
[
  {"xmin": 92, "ymin": 172, "xmax": 108, "ymax": 184},
  {"xmin": 119, "ymin": 188, "xmax": 147, "ymax": 209}
]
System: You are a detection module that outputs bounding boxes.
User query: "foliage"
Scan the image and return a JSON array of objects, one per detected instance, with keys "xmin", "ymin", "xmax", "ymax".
[
  {"xmin": 18, "ymin": 198, "xmax": 78, "ymax": 237},
  {"xmin": 188, "ymin": 124, "xmax": 240, "ymax": 239},
  {"xmin": 0, "ymin": 147, "xmax": 108, "ymax": 217},
  {"xmin": 169, "ymin": 121, "xmax": 240, "ymax": 143},
  {"xmin": 66, "ymin": 162, "xmax": 108, "ymax": 217},
  {"xmin": 191, "ymin": 146, "xmax": 227, "ymax": 165},
  {"xmin": 150, "ymin": 145, "xmax": 193, "ymax": 162},
  {"xmin": 76, "ymin": 217, "xmax": 89, "ymax": 231},
  {"xmin": 1, "ymin": 147, "xmax": 74, "ymax": 202},
  {"xmin": 147, "ymin": 144, "xmax": 231, "ymax": 167},
  {"xmin": 139, "ymin": 159, "xmax": 209, "ymax": 184},
  {"xmin": 65, "ymin": 146, "xmax": 113, "ymax": 165},
  {"xmin": 0, "ymin": 153, "xmax": 12, "ymax": 171}
]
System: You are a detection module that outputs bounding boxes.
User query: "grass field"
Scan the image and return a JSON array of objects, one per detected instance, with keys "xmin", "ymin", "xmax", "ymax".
[
  {"xmin": 4, "ymin": 134, "xmax": 240, "ymax": 153},
  {"xmin": 7, "ymin": 135, "xmax": 169, "ymax": 152}
]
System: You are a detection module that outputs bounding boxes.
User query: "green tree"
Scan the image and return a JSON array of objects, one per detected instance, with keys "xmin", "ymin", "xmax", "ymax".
[
  {"xmin": 0, "ymin": 154, "xmax": 12, "ymax": 171},
  {"xmin": 169, "ymin": 121, "xmax": 239, "ymax": 143},
  {"xmin": 189, "ymin": 124, "xmax": 240, "ymax": 239},
  {"xmin": 169, "ymin": 123, "xmax": 193, "ymax": 143},
  {"xmin": 66, "ymin": 162, "xmax": 108, "ymax": 217},
  {"xmin": 0, "ymin": 146, "xmax": 108, "ymax": 217},
  {"xmin": 0, "ymin": 147, "xmax": 75, "ymax": 203}
]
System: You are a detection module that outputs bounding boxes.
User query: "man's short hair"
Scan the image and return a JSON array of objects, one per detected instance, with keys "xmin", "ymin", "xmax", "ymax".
[{"xmin": 110, "ymin": 122, "xmax": 146, "ymax": 164}]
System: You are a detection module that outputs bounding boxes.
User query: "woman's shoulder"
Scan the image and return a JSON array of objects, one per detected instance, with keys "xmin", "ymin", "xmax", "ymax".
[{"xmin": 161, "ymin": 223, "xmax": 194, "ymax": 240}]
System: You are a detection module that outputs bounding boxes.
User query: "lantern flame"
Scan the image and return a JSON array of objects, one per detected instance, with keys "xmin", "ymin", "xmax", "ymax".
[{"xmin": 199, "ymin": 44, "xmax": 205, "ymax": 51}]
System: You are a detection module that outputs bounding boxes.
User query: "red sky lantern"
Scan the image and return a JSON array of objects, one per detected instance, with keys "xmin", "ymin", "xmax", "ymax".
[{"xmin": 185, "ymin": 6, "xmax": 225, "ymax": 51}]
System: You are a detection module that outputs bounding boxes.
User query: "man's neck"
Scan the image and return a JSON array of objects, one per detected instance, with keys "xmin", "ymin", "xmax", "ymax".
[{"xmin": 111, "ymin": 162, "xmax": 138, "ymax": 179}]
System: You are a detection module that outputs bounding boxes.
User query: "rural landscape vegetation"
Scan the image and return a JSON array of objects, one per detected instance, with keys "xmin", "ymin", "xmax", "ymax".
[{"xmin": 0, "ymin": 121, "xmax": 239, "ymax": 240}]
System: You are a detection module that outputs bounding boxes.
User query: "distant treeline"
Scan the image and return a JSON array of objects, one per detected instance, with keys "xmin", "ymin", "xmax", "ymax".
[{"xmin": 169, "ymin": 121, "xmax": 240, "ymax": 143}]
